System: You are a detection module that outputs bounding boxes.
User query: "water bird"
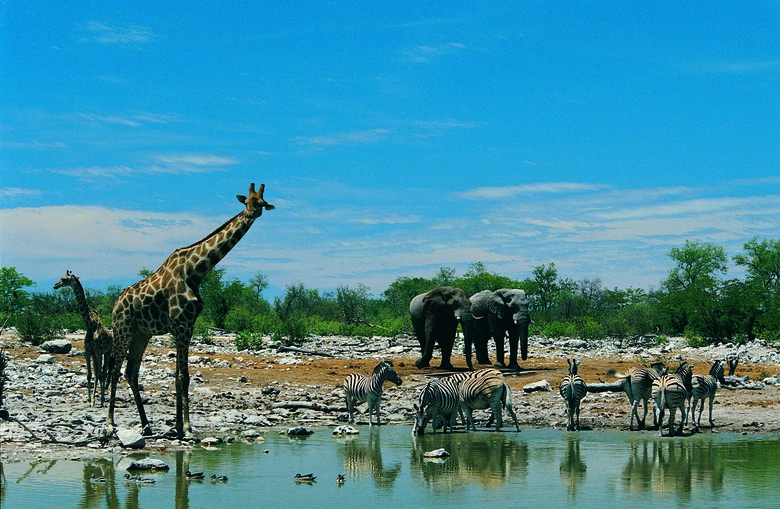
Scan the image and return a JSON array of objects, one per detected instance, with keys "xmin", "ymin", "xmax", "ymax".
[
  {"xmin": 336, "ymin": 474, "xmax": 346, "ymax": 485},
  {"xmin": 186, "ymin": 471, "xmax": 205, "ymax": 480},
  {"xmin": 210, "ymin": 474, "xmax": 229, "ymax": 482},
  {"xmin": 294, "ymin": 473, "xmax": 317, "ymax": 482},
  {"xmin": 124, "ymin": 473, "xmax": 156, "ymax": 484},
  {"xmin": 89, "ymin": 474, "xmax": 106, "ymax": 483}
]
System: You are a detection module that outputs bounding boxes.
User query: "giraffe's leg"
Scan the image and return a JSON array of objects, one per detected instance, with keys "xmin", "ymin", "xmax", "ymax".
[
  {"xmin": 92, "ymin": 345, "xmax": 103, "ymax": 408},
  {"xmin": 85, "ymin": 349, "xmax": 94, "ymax": 407},
  {"xmin": 84, "ymin": 331, "xmax": 95, "ymax": 407},
  {"xmin": 105, "ymin": 347, "xmax": 123, "ymax": 436},
  {"xmin": 174, "ymin": 331, "xmax": 193, "ymax": 438},
  {"xmin": 125, "ymin": 334, "xmax": 152, "ymax": 435}
]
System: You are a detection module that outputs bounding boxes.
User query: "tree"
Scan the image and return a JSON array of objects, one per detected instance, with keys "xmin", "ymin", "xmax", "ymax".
[
  {"xmin": 249, "ymin": 270, "xmax": 269, "ymax": 301},
  {"xmin": 734, "ymin": 238, "xmax": 780, "ymax": 341},
  {"xmin": 455, "ymin": 262, "xmax": 522, "ymax": 296},
  {"xmin": 382, "ymin": 276, "xmax": 435, "ymax": 317},
  {"xmin": 526, "ymin": 263, "xmax": 560, "ymax": 316},
  {"xmin": 0, "ymin": 267, "xmax": 35, "ymax": 320},
  {"xmin": 663, "ymin": 240, "xmax": 727, "ymax": 338},
  {"xmin": 336, "ymin": 284, "xmax": 371, "ymax": 325}
]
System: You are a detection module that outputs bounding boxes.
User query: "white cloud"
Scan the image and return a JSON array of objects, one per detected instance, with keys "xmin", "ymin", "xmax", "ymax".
[
  {"xmin": 297, "ymin": 129, "xmax": 391, "ymax": 149},
  {"xmin": 457, "ymin": 182, "xmax": 609, "ymax": 200},
  {"xmin": 0, "ymin": 187, "xmax": 42, "ymax": 199},
  {"xmin": 1, "ymin": 181, "xmax": 777, "ymax": 298},
  {"xmin": 82, "ymin": 21, "xmax": 154, "ymax": 46},
  {"xmin": 402, "ymin": 42, "xmax": 467, "ymax": 63}
]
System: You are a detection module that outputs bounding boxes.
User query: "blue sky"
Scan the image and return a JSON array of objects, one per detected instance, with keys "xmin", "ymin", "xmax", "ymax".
[{"xmin": 1, "ymin": 3, "xmax": 778, "ymax": 298}]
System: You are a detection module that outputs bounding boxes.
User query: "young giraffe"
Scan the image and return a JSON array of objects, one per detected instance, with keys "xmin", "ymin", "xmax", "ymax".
[
  {"xmin": 53, "ymin": 271, "xmax": 113, "ymax": 407},
  {"xmin": 107, "ymin": 182, "xmax": 274, "ymax": 438}
]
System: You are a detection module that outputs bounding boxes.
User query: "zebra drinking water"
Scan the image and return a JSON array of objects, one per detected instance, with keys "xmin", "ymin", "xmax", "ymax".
[
  {"xmin": 459, "ymin": 369, "xmax": 520, "ymax": 432},
  {"xmin": 691, "ymin": 359, "xmax": 726, "ymax": 429},
  {"xmin": 343, "ymin": 360, "xmax": 402, "ymax": 425},
  {"xmin": 559, "ymin": 358, "xmax": 588, "ymax": 431},
  {"xmin": 412, "ymin": 375, "xmax": 464, "ymax": 435}
]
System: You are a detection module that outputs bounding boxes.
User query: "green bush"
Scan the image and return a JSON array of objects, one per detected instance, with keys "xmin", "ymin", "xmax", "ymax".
[
  {"xmin": 540, "ymin": 321, "xmax": 577, "ymax": 339},
  {"xmin": 654, "ymin": 334, "xmax": 669, "ymax": 345},
  {"xmin": 235, "ymin": 330, "xmax": 265, "ymax": 351},
  {"xmin": 757, "ymin": 328, "xmax": 780, "ymax": 343},
  {"xmin": 15, "ymin": 313, "xmax": 61, "ymax": 345},
  {"xmin": 193, "ymin": 318, "xmax": 215, "ymax": 345},
  {"xmin": 684, "ymin": 329, "xmax": 709, "ymax": 348},
  {"xmin": 577, "ymin": 317, "xmax": 607, "ymax": 341},
  {"xmin": 55, "ymin": 311, "xmax": 86, "ymax": 332},
  {"xmin": 273, "ymin": 314, "xmax": 309, "ymax": 345}
]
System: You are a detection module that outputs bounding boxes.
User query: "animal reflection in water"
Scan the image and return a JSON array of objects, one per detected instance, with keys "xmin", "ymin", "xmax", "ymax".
[
  {"xmin": 559, "ymin": 436, "xmax": 586, "ymax": 497},
  {"xmin": 82, "ymin": 459, "xmax": 119, "ymax": 508},
  {"xmin": 411, "ymin": 434, "xmax": 529, "ymax": 489},
  {"xmin": 621, "ymin": 440, "xmax": 725, "ymax": 500},
  {"xmin": 339, "ymin": 428, "xmax": 401, "ymax": 487}
]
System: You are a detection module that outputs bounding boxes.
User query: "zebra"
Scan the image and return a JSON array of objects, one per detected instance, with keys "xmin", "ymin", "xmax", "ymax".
[
  {"xmin": 458, "ymin": 369, "xmax": 520, "ymax": 432},
  {"xmin": 343, "ymin": 360, "xmax": 402, "ymax": 425},
  {"xmin": 652, "ymin": 370, "xmax": 689, "ymax": 437},
  {"xmin": 412, "ymin": 374, "xmax": 464, "ymax": 435},
  {"xmin": 559, "ymin": 358, "xmax": 588, "ymax": 431},
  {"xmin": 691, "ymin": 359, "xmax": 726, "ymax": 429},
  {"xmin": 616, "ymin": 361, "xmax": 667, "ymax": 430},
  {"xmin": 674, "ymin": 361, "xmax": 694, "ymax": 426}
]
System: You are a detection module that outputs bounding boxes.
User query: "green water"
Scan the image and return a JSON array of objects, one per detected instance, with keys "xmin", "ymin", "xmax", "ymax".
[{"xmin": 1, "ymin": 428, "xmax": 778, "ymax": 508}]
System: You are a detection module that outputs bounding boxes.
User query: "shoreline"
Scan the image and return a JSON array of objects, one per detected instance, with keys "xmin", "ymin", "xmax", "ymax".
[{"xmin": 2, "ymin": 330, "xmax": 779, "ymax": 462}]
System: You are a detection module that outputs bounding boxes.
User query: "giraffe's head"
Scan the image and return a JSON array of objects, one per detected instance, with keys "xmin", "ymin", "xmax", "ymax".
[
  {"xmin": 237, "ymin": 183, "xmax": 275, "ymax": 218},
  {"xmin": 53, "ymin": 270, "xmax": 78, "ymax": 290}
]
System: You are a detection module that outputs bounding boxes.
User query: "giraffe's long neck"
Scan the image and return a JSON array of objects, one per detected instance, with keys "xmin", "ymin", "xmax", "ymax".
[
  {"xmin": 175, "ymin": 210, "xmax": 256, "ymax": 286},
  {"xmin": 69, "ymin": 279, "xmax": 93, "ymax": 324}
]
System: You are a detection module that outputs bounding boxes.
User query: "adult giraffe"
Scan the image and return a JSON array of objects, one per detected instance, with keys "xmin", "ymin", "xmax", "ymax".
[{"xmin": 107, "ymin": 183, "xmax": 274, "ymax": 438}]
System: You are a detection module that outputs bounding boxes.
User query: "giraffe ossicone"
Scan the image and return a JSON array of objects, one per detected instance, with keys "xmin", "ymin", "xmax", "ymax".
[{"xmin": 107, "ymin": 182, "xmax": 274, "ymax": 439}]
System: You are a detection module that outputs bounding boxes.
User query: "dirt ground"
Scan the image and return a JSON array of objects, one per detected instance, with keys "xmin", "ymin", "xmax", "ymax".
[{"xmin": 1, "ymin": 331, "xmax": 779, "ymax": 461}]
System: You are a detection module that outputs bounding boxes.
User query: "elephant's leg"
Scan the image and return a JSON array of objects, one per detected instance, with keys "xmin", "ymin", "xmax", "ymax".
[
  {"xmin": 493, "ymin": 331, "xmax": 506, "ymax": 368},
  {"xmin": 476, "ymin": 339, "xmax": 491, "ymax": 365},
  {"xmin": 438, "ymin": 334, "xmax": 455, "ymax": 370}
]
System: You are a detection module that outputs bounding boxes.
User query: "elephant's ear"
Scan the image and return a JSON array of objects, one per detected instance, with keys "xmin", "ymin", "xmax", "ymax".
[
  {"xmin": 422, "ymin": 291, "xmax": 444, "ymax": 311},
  {"xmin": 488, "ymin": 293, "xmax": 506, "ymax": 320}
]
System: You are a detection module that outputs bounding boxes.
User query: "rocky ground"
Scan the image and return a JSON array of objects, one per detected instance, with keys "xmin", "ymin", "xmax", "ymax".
[{"xmin": 1, "ymin": 329, "xmax": 779, "ymax": 462}]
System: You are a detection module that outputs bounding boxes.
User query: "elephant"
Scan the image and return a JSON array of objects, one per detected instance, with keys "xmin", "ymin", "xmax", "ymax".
[
  {"xmin": 409, "ymin": 286, "xmax": 476, "ymax": 370},
  {"xmin": 469, "ymin": 288, "xmax": 530, "ymax": 369}
]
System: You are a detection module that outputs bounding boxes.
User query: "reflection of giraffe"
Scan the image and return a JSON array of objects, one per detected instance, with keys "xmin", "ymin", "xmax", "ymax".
[
  {"xmin": 107, "ymin": 183, "xmax": 274, "ymax": 438},
  {"xmin": 54, "ymin": 271, "xmax": 113, "ymax": 406}
]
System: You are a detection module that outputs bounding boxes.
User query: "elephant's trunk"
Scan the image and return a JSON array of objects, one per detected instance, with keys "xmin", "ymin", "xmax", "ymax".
[{"xmin": 514, "ymin": 311, "xmax": 530, "ymax": 361}]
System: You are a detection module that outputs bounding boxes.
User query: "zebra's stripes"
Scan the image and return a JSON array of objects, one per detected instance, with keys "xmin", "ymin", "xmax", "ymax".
[
  {"xmin": 412, "ymin": 375, "xmax": 463, "ymax": 435},
  {"xmin": 343, "ymin": 360, "xmax": 402, "ymax": 425},
  {"xmin": 559, "ymin": 358, "xmax": 588, "ymax": 431},
  {"xmin": 674, "ymin": 361, "xmax": 694, "ymax": 426},
  {"xmin": 691, "ymin": 359, "xmax": 725, "ymax": 429},
  {"xmin": 652, "ymin": 371, "xmax": 688, "ymax": 437},
  {"xmin": 459, "ymin": 368, "xmax": 520, "ymax": 432},
  {"xmin": 617, "ymin": 362, "xmax": 667, "ymax": 430}
]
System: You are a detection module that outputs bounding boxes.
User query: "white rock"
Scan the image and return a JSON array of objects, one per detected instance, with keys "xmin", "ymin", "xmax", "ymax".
[
  {"xmin": 423, "ymin": 448, "xmax": 450, "ymax": 458},
  {"xmin": 117, "ymin": 429, "xmax": 146, "ymax": 449},
  {"xmin": 523, "ymin": 380, "xmax": 553, "ymax": 393}
]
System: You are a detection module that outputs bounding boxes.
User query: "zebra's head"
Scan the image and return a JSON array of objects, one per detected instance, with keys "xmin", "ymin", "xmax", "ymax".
[
  {"xmin": 412, "ymin": 382, "xmax": 435, "ymax": 435},
  {"xmin": 711, "ymin": 359, "xmax": 726, "ymax": 384},
  {"xmin": 375, "ymin": 360, "xmax": 402, "ymax": 386}
]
